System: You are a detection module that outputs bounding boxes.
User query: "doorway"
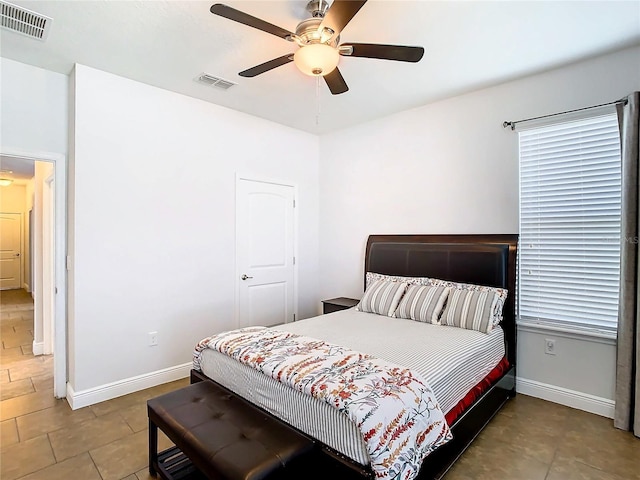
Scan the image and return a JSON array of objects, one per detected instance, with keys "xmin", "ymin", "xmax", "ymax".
[{"xmin": 0, "ymin": 149, "xmax": 66, "ymax": 398}]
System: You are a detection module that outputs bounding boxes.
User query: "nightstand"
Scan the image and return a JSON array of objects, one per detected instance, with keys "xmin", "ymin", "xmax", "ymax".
[{"xmin": 322, "ymin": 297, "xmax": 359, "ymax": 314}]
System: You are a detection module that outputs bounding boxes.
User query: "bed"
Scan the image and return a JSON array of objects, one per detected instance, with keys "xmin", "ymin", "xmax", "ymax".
[{"xmin": 191, "ymin": 234, "xmax": 518, "ymax": 480}]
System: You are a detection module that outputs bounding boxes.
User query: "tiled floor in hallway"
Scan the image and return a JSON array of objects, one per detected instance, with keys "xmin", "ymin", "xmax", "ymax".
[{"xmin": 1, "ymin": 288, "xmax": 638, "ymax": 479}]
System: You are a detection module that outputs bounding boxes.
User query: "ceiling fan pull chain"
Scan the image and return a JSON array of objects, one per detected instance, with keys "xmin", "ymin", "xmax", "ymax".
[{"xmin": 316, "ymin": 76, "xmax": 321, "ymax": 125}]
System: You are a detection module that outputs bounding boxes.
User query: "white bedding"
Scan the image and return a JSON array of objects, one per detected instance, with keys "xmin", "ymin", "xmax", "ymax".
[{"xmin": 198, "ymin": 308, "xmax": 505, "ymax": 465}]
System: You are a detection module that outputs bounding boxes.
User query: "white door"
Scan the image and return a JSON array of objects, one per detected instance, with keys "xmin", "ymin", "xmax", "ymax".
[
  {"xmin": 236, "ymin": 178, "xmax": 295, "ymax": 327},
  {"xmin": 0, "ymin": 213, "xmax": 22, "ymax": 290}
]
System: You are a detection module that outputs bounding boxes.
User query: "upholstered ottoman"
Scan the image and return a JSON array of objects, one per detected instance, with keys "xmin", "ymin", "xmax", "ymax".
[{"xmin": 148, "ymin": 381, "xmax": 315, "ymax": 480}]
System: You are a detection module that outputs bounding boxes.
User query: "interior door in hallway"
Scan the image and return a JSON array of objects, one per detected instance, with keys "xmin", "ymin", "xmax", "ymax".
[
  {"xmin": 236, "ymin": 178, "xmax": 295, "ymax": 327},
  {"xmin": 0, "ymin": 213, "xmax": 22, "ymax": 290}
]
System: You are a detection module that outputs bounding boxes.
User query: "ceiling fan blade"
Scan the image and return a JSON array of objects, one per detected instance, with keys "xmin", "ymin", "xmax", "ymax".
[
  {"xmin": 319, "ymin": 0, "xmax": 367, "ymax": 37},
  {"xmin": 323, "ymin": 68, "xmax": 349, "ymax": 95},
  {"xmin": 210, "ymin": 4, "xmax": 294, "ymax": 40},
  {"xmin": 341, "ymin": 43, "xmax": 425, "ymax": 62},
  {"xmin": 239, "ymin": 55, "xmax": 294, "ymax": 77}
]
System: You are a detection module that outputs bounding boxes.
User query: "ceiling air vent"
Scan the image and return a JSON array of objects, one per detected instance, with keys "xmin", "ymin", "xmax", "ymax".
[
  {"xmin": 195, "ymin": 73, "xmax": 236, "ymax": 91},
  {"xmin": 0, "ymin": 1, "xmax": 52, "ymax": 41}
]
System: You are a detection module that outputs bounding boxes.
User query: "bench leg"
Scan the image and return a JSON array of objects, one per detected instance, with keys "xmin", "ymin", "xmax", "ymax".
[{"xmin": 149, "ymin": 418, "xmax": 158, "ymax": 477}]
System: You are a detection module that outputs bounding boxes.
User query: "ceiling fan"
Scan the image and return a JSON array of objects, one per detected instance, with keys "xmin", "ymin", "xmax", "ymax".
[{"xmin": 210, "ymin": 0, "xmax": 425, "ymax": 95}]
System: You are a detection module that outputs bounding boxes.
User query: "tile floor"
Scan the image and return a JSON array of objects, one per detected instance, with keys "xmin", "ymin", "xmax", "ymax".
[{"xmin": 1, "ymin": 288, "xmax": 638, "ymax": 480}]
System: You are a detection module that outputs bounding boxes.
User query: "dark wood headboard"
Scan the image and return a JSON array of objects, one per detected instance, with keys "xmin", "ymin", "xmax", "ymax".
[{"xmin": 364, "ymin": 234, "xmax": 518, "ymax": 366}]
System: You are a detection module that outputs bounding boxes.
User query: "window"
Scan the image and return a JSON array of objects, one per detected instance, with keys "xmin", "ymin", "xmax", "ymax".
[{"xmin": 518, "ymin": 113, "xmax": 621, "ymax": 337}]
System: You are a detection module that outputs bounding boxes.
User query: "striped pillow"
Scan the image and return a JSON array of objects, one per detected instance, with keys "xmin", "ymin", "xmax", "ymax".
[
  {"xmin": 394, "ymin": 285, "xmax": 451, "ymax": 323},
  {"xmin": 440, "ymin": 288, "xmax": 503, "ymax": 333},
  {"xmin": 356, "ymin": 280, "xmax": 407, "ymax": 316},
  {"xmin": 365, "ymin": 272, "xmax": 508, "ymax": 328}
]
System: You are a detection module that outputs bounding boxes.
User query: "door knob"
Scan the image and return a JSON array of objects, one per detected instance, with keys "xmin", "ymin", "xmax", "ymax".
[
  {"xmin": 241, "ymin": 274, "xmax": 253, "ymax": 280},
  {"xmin": 15, "ymin": 253, "xmax": 20, "ymax": 257}
]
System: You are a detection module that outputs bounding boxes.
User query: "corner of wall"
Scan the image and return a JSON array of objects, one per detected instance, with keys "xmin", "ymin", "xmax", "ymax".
[{"xmin": 66, "ymin": 64, "xmax": 77, "ymax": 390}]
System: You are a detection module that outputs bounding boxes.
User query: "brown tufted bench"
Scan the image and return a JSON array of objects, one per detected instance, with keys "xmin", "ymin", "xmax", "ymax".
[{"xmin": 147, "ymin": 380, "xmax": 316, "ymax": 480}]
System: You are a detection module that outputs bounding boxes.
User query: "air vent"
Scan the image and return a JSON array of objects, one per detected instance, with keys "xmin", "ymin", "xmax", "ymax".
[
  {"xmin": 1, "ymin": 1, "xmax": 52, "ymax": 41},
  {"xmin": 195, "ymin": 73, "xmax": 236, "ymax": 90}
]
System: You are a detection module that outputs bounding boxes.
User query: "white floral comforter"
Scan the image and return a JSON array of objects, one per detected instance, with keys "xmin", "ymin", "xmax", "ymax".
[{"xmin": 194, "ymin": 326, "xmax": 452, "ymax": 480}]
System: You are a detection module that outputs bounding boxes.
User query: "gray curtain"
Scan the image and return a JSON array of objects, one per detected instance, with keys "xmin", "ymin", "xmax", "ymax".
[{"xmin": 615, "ymin": 91, "xmax": 640, "ymax": 437}]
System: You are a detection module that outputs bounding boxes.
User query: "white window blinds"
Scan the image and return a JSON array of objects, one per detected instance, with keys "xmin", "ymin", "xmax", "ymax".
[{"xmin": 518, "ymin": 113, "xmax": 621, "ymax": 336}]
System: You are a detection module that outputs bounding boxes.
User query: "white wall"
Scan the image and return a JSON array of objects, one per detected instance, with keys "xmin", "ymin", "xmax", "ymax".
[
  {"xmin": 0, "ymin": 183, "xmax": 26, "ymax": 211},
  {"xmin": 318, "ymin": 45, "xmax": 640, "ymax": 414},
  {"xmin": 0, "ymin": 57, "xmax": 68, "ymax": 155},
  {"xmin": 68, "ymin": 65, "xmax": 319, "ymax": 400}
]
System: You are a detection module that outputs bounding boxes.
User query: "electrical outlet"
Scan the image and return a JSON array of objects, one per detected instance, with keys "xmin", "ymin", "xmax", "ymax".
[
  {"xmin": 544, "ymin": 338, "xmax": 556, "ymax": 355},
  {"xmin": 148, "ymin": 331, "xmax": 158, "ymax": 347}
]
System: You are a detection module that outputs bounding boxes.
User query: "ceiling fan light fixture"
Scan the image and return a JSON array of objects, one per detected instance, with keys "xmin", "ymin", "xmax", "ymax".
[
  {"xmin": 319, "ymin": 27, "xmax": 335, "ymax": 43},
  {"xmin": 210, "ymin": 2, "xmax": 425, "ymax": 94},
  {"xmin": 293, "ymin": 43, "xmax": 339, "ymax": 76}
]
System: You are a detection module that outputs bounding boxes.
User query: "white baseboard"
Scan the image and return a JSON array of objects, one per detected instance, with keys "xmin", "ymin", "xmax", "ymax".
[
  {"xmin": 66, "ymin": 362, "xmax": 191, "ymax": 410},
  {"xmin": 32, "ymin": 341, "xmax": 44, "ymax": 356},
  {"xmin": 517, "ymin": 376, "xmax": 615, "ymax": 419},
  {"xmin": 23, "ymin": 282, "xmax": 31, "ymax": 292}
]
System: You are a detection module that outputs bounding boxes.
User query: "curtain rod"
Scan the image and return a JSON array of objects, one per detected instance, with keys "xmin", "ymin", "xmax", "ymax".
[{"xmin": 502, "ymin": 98, "xmax": 627, "ymax": 131}]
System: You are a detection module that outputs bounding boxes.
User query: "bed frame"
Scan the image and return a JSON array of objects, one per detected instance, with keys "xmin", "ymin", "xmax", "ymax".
[{"xmin": 191, "ymin": 233, "xmax": 518, "ymax": 480}]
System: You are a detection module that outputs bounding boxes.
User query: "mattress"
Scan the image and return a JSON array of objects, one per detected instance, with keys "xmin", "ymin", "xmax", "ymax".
[{"xmin": 199, "ymin": 308, "xmax": 505, "ymax": 465}]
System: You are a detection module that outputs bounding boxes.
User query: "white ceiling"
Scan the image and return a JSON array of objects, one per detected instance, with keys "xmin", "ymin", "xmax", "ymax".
[
  {"xmin": 0, "ymin": 155, "xmax": 35, "ymax": 181},
  {"xmin": 1, "ymin": 0, "xmax": 639, "ymax": 134}
]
